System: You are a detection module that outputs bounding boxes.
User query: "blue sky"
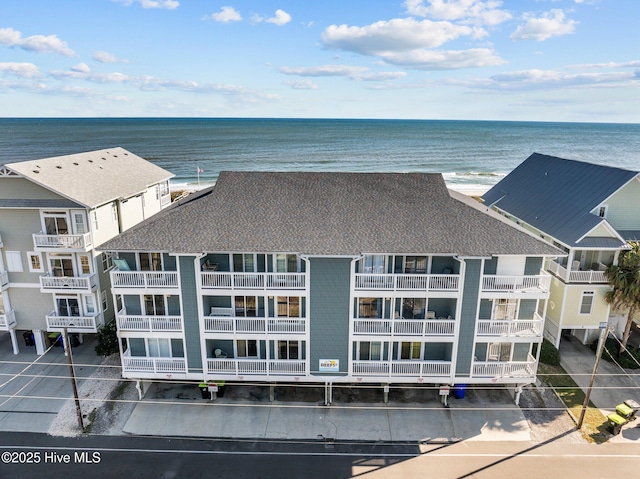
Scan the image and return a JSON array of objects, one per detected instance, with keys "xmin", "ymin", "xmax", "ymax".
[{"xmin": 1, "ymin": 0, "xmax": 638, "ymax": 121}]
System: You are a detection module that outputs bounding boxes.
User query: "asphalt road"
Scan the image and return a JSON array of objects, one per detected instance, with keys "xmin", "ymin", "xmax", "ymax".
[{"xmin": 1, "ymin": 432, "xmax": 639, "ymax": 479}]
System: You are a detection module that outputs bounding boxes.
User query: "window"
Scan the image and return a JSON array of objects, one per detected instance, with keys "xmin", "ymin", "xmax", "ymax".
[
  {"xmin": 101, "ymin": 252, "xmax": 114, "ymax": 272},
  {"xmin": 400, "ymin": 298, "xmax": 426, "ymax": 319},
  {"xmin": 233, "ymin": 254, "xmax": 255, "ymax": 272},
  {"xmin": 50, "ymin": 255, "xmax": 74, "ymax": 277},
  {"xmin": 144, "ymin": 295, "xmax": 166, "ymax": 316},
  {"xmin": 275, "ymin": 254, "xmax": 298, "ymax": 272},
  {"xmin": 277, "ymin": 296, "xmax": 300, "ymax": 317},
  {"xmin": 101, "ymin": 290, "xmax": 108, "ymax": 312},
  {"xmin": 27, "ymin": 252, "xmax": 43, "ymax": 273},
  {"xmin": 85, "ymin": 295, "xmax": 96, "ymax": 315},
  {"xmin": 404, "ymin": 256, "xmax": 427, "ymax": 274},
  {"xmin": 43, "ymin": 212, "xmax": 68, "ymax": 235},
  {"xmin": 399, "ymin": 342, "xmax": 422, "ymax": 360},
  {"xmin": 358, "ymin": 341, "xmax": 382, "ymax": 361},
  {"xmin": 580, "ymin": 291, "xmax": 595, "ymax": 315},
  {"xmin": 598, "ymin": 206, "xmax": 608, "ymax": 218},
  {"xmin": 236, "ymin": 339, "xmax": 258, "ymax": 358},
  {"xmin": 56, "ymin": 297, "xmax": 80, "ymax": 317},
  {"xmin": 73, "ymin": 212, "xmax": 87, "ymax": 234},
  {"xmin": 362, "ymin": 255, "xmax": 385, "ymax": 274},
  {"xmin": 235, "ymin": 296, "xmax": 257, "ymax": 316},
  {"xmin": 111, "ymin": 203, "xmax": 118, "ymax": 223},
  {"xmin": 91, "ymin": 211, "xmax": 99, "ymax": 231},
  {"xmin": 357, "ymin": 297, "xmax": 389, "ymax": 319},
  {"xmin": 278, "ymin": 340, "xmax": 299, "ymax": 360},
  {"xmin": 493, "ymin": 299, "xmax": 517, "ymax": 320},
  {"xmin": 148, "ymin": 338, "xmax": 171, "ymax": 357},
  {"xmin": 79, "ymin": 255, "xmax": 91, "ymax": 275},
  {"xmin": 5, "ymin": 251, "xmax": 23, "ymax": 272},
  {"xmin": 139, "ymin": 252, "xmax": 162, "ymax": 271},
  {"xmin": 488, "ymin": 343, "xmax": 512, "ymax": 361}
]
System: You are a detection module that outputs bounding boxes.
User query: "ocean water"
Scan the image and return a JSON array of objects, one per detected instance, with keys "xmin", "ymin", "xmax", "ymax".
[{"xmin": 0, "ymin": 118, "xmax": 638, "ymax": 193}]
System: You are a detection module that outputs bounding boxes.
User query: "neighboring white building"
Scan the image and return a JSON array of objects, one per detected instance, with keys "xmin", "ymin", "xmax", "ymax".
[
  {"xmin": 483, "ymin": 153, "xmax": 640, "ymax": 347},
  {"xmin": 0, "ymin": 147, "xmax": 173, "ymax": 354},
  {"xmin": 99, "ymin": 171, "xmax": 561, "ymax": 402}
]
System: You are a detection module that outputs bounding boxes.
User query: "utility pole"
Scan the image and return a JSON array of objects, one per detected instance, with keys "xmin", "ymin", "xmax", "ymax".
[
  {"xmin": 578, "ymin": 324, "xmax": 609, "ymax": 429},
  {"xmin": 63, "ymin": 327, "xmax": 84, "ymax": 431}
]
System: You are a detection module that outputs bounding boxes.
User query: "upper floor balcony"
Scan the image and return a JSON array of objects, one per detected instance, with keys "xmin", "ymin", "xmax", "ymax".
[
  {"xmin": 46, "ymin": 312, "xmax": 104, "ymax": 333},
  {"xmin": 471, "ymin": 354, "xmax": 537, "ymax": 381},
  {"xmin": 476, "ymin": 313, "xmax": 544, "ymax": 339},
  {"xmin": 481, "ymin": 271, "xmax": 551, "ymax": 297},
  {"xmin": 111, "ymin": 270, "xmax": 180, "ymax": 293},
  {"xmin": 0, "ymin": 270, "xmax": 8, "ymax": 290},
  {"xmin": 116, "ymin": 310, "xmax": 183, "ymax": 334},
  {"xmin": 546, "ymin": 259, "xmax": 608, "ymax": 284},
  {"xmin": 33, "ymin": 232, "xmax": 93, "ymax": 252},
  {"xmin": 354, "ymin": 273, "xmax": 459, "ymax": 294},
  {"xmin": 39, "ymin": 272, "xmax": 97, "ymax": 293},
  {"xmin": 352, "ymin": 318, "xmax": 456, "ymax": 337},
  {"xmin": 121, "ymin": 350, "xmax": 187, "ymax": 378},
  {"xmin": 204, "ymin": 308, "xmax": 306, "ymax": 335},
  {"xmin": 206, "ymin": 358, "xmax": 306, "ymax": 377},
  {"xmin": 0, "ymin": 310, "xmax": 17, "ymax": 331},
  {"xmin": 201, "ymin": 272, "xmax": 306, "ymax": 291},
  {"xmin": 352, "ymin": 360, "xmax": 452, "ymax": 379}
]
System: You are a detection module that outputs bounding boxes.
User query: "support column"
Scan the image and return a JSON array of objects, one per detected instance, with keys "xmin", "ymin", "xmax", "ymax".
[
  {"xmin": 383, "ymin": 384, "xmax": 389, "ymax": 404},
  {"xmin": 269, "ymin": 383, "xmax": 275, "ymax": 402},
  {"xmin": 33, "ymin": 330, "xmax": 46, "ymax": 355},
  {"xmin": 9, "ymin": 329, "xmax": 19, "ymax": 354}
]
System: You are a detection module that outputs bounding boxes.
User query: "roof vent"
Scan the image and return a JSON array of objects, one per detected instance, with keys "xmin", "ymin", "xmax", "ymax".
[
  {"xmin": 113, "ymin": 155, "xmax": 118, "ymax": 158},
  {"xmin": 33, "ymin": 170, "xmax": 39, "ymax": 174},
  {"xmin": 56, "ymin": 166, "xmax": 62, "ymax": 169},
  {"xmin": 102, "ymin": 157, "xmax": 106, "ymax": 160},
  {"xmin": 88, "ymin": 160, "xmax": 93, "ymax": 163},
  {"xmin": 73, "ymin": 162, "xmax": 79, "ymax": 166}
]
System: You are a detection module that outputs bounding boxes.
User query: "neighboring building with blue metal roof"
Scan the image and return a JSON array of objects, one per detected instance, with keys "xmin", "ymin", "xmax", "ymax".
[{"xmin": 482, "ymin": 153, "xmax": 640, "ymax": 348}]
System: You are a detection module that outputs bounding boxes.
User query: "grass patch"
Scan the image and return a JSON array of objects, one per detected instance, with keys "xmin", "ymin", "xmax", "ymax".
[
  {"xmin": 537, "ymin": 363, "xmax": 610, "ymax": 443},
  {"xmin": 83, "ymin": 408, "xmax": 98, "ymax": 434}
]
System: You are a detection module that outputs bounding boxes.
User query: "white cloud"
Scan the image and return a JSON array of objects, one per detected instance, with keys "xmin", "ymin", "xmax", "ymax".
[
  {"xmin": 278, "ymin": 64, "xmax": 407, "ymax": 81},
  {"xmin": 322, "ymin": 18, "xmax": 476, "ymax": 54},
  {"xmin": 0, "ymin": 27, "xmax": 75, "ymax": 56},
  {"xmin": 510, "ymin": 9, "xmax": 577, "ymax": 41},
  {"xmin": 208, "ymin": 6, "xmax": 242, "ymax": 23},
  {"xmin": 113, "ymin": 0, "xmax": 179, "ymax": 9},
  {"xmin": 384, "ymin": 48, "xmax": 505, "ymax": 69},
  {"xmin": 70, "ymin": 63, "xmax": 91, "ymax": 73},
  {"xmin": 266, "ymin": 9, "xmax": 292, "ymax": 26},
  {"xmin": 93, "ymin": 51, "xmax": 128, "ymax": 63},
  {"xmin": 404, "ymin": 0, "xmax": 512, "ymax": 26},
  {"xmin": 284, "ymin": 79, "xmax": 318, "ymax": 90},
  {"xmin": 0, "ymin": 62, "xmax": 41, "ymax": 78}
]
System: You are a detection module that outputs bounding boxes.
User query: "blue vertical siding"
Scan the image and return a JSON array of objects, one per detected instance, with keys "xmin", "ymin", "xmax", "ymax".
[
  {"xmin": 455, "ymin": 259, "xmax": 482, "ymax": 377},
  {"xmin": 179, "ymin": 256, "xmax": 203, "ymax": 374}
]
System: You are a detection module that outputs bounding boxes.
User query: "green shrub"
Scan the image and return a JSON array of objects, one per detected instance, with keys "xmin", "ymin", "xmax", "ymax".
[
  {"xmin": 95, "ymin": 320, "xmax": 119, "ymax": 357},
  {"xmin": 591, "ymin": 337, "xmax": 640, "ymax": 369},
  {"xmin": 539, "ymin": 339, "xmax": 560, "ymax": 365}
]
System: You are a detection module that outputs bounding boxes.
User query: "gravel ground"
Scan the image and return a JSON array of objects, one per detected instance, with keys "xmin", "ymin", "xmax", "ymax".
[{"xmin": 48, "ymin": 356, "xmax": 588, "ymax": 443}]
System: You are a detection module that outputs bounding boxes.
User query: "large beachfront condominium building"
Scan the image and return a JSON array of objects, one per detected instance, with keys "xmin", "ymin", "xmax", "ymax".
[
  {"xmin": 0, "ymin": 148, "xmax": 173, "ymax": 354},
  {"xmin": 99, "ymin": 171, "xmax": 560, "ymax": 396},
  {"xmin": 483, "ymin": 153, "xmax": 640, "ymax": 348}
]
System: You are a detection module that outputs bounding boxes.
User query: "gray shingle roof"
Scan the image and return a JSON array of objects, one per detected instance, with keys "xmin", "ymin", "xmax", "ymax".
[
  {"xmin": 99, "ymin": 171, "xmax": 560, "ymax": 257},
  {"xmin": 6, "ymin": 147, "xmax": 174, "ymax": 208},
  {"xmin": 482, "ymin": 153, "xmax": 637, "ymax": 247}
]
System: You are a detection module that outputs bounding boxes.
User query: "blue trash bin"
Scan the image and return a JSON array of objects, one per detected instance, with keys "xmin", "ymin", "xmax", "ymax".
[{"xmin": 453, "ymin": 384, "xmax": 467, "ymax": 399}]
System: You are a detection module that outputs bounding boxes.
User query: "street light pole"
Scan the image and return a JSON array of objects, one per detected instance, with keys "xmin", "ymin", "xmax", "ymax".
[
  {"xmin": 578, "ymin": 324, "xmax": 609, "ymax": 429},
  {"xmin": 63, "ymin": 327, "xmax": 84, "ymax": 431}
]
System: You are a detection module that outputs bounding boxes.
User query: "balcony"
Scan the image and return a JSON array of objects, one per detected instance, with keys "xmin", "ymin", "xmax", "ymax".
[
  {"xmin": 201, "ymin": 272, "xmax": 306, "ymax": 291},
  {"xmin": 0, "ymin": 310, "xmax": 17, "ymax": 330},
  {"xmin": 46, "ymin": 312, "xmax": 104, "ymax": 333},
  {"xmin": 33, "ymin": 232, "xmax": 92, "ymax": 252},
  {"xmin": 546, "ymin": 259, "xmax": 608, "ymax": 284},
  {"xmin": 0, "ymin": 270, "xmax": 8, "ymax": 290},
  {"xmin": 481, "ymin": 272, "xmax": 551, "ymax": 296},
  {"xmin": 204, "ymin": 316, "xmax": 306, "ymax": 334},
  {"xmin": 122, "ymin": 354, "xmax": 186, "ymax": 376},
  {"xmin": 207, "ymin": 358, "xmax": 306, "ymax": 376},
  {"xmin": 476, "ymin": 314, "xmax": 544, "ymax": 338},
  {"xmin": 39, "ymin": 273, "xmax": 97, "ymax": 293},
  {"xmin": 117, "ymin": 313, "xmax": 183, "ymax": 333},
  {"xmin": 111, "ymin": 271, "xmax": 179, "ymax": 291},
  {"xmin": 354, "ymin": 274, "xmax": 459, "ymax": 293},
  {"xmin": 352, "ymin": 318, "xmax": 455, "ymax": 337},
  {"xmin": 472, "ymin": 354, "xmax": 537, "ymax": 379},
  {"xmin": 352, "ymin": 360, "xmax": 452, "ymax": 378}
]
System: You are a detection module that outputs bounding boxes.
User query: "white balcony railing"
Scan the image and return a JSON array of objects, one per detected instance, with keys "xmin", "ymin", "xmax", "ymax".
[
  {"xmin": 546, "ymin": 259, "xmax": 608, "ymax": 284},
  {"xmin": 122, "ymin": 356, "xmax": 186, "ymax": 374},
  {"xmin": 204, "ymin": 316, "xmax": 306, "ymax": 334},
  {"xmin": 33, "ymin": 232, "xmax": 92, "ymax": 251},
  {"xmin": 201, "ymin": 272, "xmax": 306, "ymax": 290},
  {"xmin": 352, "ymin": 319, "xmax": 455, "ymax": 336},
  {"xmin": 354, "ymin": 274, "xmax": 459, "ymax": 292},
  {"xmin": 472, "ymin": 354, "xmax": 537, "ymax": 378},
  {"xmin": 481, "ymin": 272, "xmax": 551, "ymax": 294},
  {"xmin": 0, "ymin": 310, "xmax": 17, "ymax": 330},
  {"xmin": 111, "ymin": 271, "xmax": 179, "ymax": 289},
  {"xmin": 40, "ymin": 273, "xmax": 97, "ymax": 292},
  {"xmin": 207, "ymin": 358, "xmax": 306, "ymax": 376},
  {"xmin": 46, "ymin": 312, "xmax": 104, "ymax": 333},
  {"xmin": 0, "ymin": 270, "xmax": 8, "ymax": 288},
  {"xmin": 476, "ymin": 314, "xmax": 544, "ymax": 338},
  {"xmin": 352, "ymin": 360, "xmax": 452, "ymax": 377},
  {"xmin": 117, "ymin": 314, "xmax": 182, "ymax": 332}
]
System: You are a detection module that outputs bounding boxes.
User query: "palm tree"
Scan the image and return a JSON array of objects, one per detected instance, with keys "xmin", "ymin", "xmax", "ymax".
[{"xmin": 604, "ymin": 241, "xmax": 640, "ymax": 353}]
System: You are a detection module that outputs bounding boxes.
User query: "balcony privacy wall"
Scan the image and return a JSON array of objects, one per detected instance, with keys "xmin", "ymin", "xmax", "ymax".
[{"xmin": 455, "ymin": 259, "xmax": 482, "ymax": 377}]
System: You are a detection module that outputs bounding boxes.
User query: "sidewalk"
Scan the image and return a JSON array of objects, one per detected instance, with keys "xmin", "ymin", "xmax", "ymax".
[{"xmin": 559, "ymin": 335, "xmax": 640, "ymax": 443}]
